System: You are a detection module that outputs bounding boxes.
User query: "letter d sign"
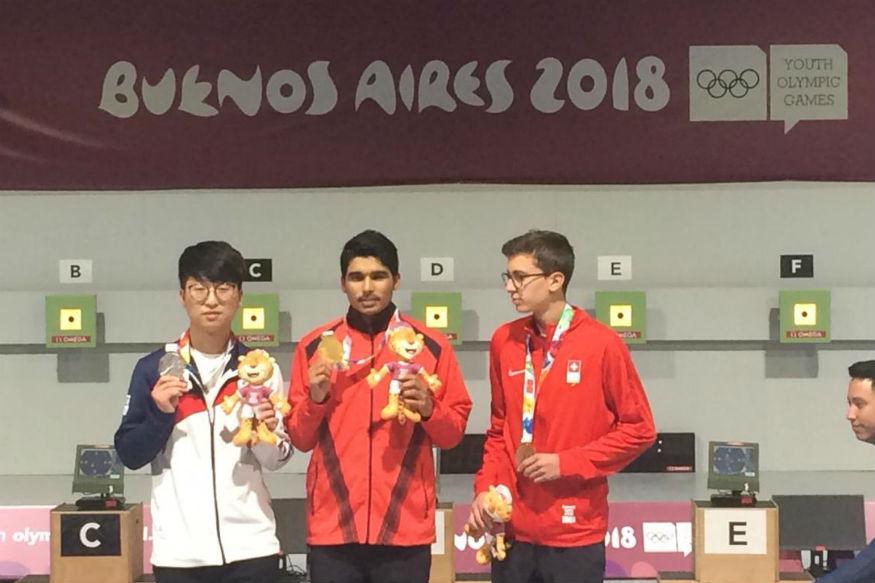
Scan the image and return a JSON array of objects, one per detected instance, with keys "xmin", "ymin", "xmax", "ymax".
[{"xmin": 421, "ymin": 257, "xmax": 454, "ymax": 282}]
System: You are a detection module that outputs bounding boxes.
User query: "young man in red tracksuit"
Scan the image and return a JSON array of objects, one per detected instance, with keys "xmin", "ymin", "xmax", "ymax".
[
  {"xmin": 286, "ymin": 230, "xmax": 472, "ymax": 583},
  {"xmin": 467, "ymin": 230, "xmax": 656, "ymax": 583}
]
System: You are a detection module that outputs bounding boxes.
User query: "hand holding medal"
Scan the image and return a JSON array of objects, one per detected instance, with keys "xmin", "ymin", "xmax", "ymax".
[
  {"xmin": 515, "ymin": 442, "xmax": 536, "ymax": 468},
  {"xmin": 517, "ymin": 450, "xmax": 561, "ymax": 483},
  {"xmin": 317, "ymin": 331, "xmax": 346, "ymax": 369},
  {"xmin": 308, "ymin": 333, "xmax": 341, "ymax": 403}
]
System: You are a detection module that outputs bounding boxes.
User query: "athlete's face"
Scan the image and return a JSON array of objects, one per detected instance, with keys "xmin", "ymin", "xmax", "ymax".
[
  {"xmin": 847, "ymin": 378, "xmax": 875, "ymax": 444},
  {"xmin": 503, "ymin": 253, "xmax": 564, "ymax": 314},
  {"xmin": 342, "ymin": 256, "xmax": 400, "ymax": 316}
]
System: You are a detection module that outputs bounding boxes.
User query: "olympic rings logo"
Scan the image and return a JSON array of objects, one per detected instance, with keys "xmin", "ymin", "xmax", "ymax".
[{"xmin": 696, "ymin": 68, "xmax": 760, "ymax": 98}]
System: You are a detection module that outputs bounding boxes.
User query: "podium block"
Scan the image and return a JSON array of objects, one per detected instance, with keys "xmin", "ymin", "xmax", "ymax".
[
  {"xmin": 694, "ymin": 500, "xmax": 778, "ymax": 583},
  {"xmin": 50, "ymin": 503, "xmax": 143, "ymax": 583},
  {"xmin": 429, "ymin": 503, "xmax": 455, "ymax": 583}
]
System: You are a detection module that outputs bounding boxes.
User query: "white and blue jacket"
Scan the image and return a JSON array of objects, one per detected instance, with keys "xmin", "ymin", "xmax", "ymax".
[{"xmin": 114, "ymin": 333, "xmax": 291, "ymax": 567}]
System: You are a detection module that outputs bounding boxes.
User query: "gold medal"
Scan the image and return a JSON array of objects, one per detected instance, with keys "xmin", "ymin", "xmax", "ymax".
[{"xmin": 317, "ymin": 332, "xmax": 344, "ymax": 365}]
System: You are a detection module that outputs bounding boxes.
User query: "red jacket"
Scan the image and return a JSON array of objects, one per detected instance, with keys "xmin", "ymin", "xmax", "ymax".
[
  {"xmin": 474, "ymin": 307, "xmax": 656, "ymax": 547},
  {"xmin": 286, "ymin": 304, "xmax": 472, "ymax": 546}
]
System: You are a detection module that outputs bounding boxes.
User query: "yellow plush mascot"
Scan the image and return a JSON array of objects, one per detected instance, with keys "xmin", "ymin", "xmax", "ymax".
[
  {"xmin": 367, "ymin": 322, "xmax": 441, "ymax": 424},
  {"xmin": 221, "ymin": 349, "xmax": 290, "ymax": 446},
  {"xmin": 465, "ymin": 485, "xmax": 513, "ymax": 564}
]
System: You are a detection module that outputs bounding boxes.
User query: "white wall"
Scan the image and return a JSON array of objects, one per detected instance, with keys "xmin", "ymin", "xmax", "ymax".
[{"xmin": 1, "ymin": 183, "xmax": 873, "ymax": 474}]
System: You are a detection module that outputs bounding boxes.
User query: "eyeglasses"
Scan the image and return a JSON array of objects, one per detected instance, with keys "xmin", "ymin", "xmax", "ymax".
[
  {"xmin": 187, "ymin": 282, "xmax": 238, "ymax": 303},
  {"xmin": 501, "ymin": 271, "xmax": 547, "ymax": 289}
]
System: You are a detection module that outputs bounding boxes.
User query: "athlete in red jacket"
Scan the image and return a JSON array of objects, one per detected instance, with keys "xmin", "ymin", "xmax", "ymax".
[
  {"xmin": 286, "ymin": 230, "xmax": 472, "ymax": 583},
  {"xmin": 467, "ymin": 230, "xmax": 655, "ymax": 583}
]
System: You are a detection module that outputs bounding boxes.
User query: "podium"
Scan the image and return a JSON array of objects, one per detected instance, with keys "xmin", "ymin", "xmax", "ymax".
[
  {"xmin": 50, "ymin": 503, "xmax": 143, "ymax": 583},
  {"xmin": 429, "ymin": 503, "xmax": 456, "ymax": 583},
  {"xmin": 659, "ymin": 500, "xmax": 811, "ymax": 583}
]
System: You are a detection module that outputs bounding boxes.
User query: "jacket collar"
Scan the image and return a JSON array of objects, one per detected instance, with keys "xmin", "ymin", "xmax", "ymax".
[
  {"xmin": 346, "ymin": 302, "xmax": 398, "ymax": 336},
  {"xmin": 166, "ymin": 329, "xmax": 243, "ymax": 391}
]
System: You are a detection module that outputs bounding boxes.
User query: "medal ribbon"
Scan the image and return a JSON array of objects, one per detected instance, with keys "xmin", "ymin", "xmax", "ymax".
[
  {"xmin": 520, "ymin": 303, "xmax": 574, "ymax": 444},
  {"xmin": 341, "ymin": 308, "xmax": 402, "ymax": 367}
]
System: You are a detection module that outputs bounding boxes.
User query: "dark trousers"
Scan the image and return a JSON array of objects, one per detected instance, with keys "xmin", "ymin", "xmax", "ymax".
[
  {"xmin": 152, "ymin": 555, "xmax": 279, "ymax": 583},
  {"xmin": 492, "ymin": 541, "xmax": 606, "ymax": 583},
  {"xmin": 308, "ymin": 543, "xmax": 431, "ymax": 583}
]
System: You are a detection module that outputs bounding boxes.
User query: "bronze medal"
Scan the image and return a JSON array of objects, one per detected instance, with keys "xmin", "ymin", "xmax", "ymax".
[{"xmin": 515, "ymin": 442, "xmax": 536, "ymax": 468}]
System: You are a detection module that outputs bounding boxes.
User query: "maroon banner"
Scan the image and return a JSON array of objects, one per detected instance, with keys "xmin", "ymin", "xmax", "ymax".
[{"xmin": 0, "ymin": 0, "xmax": 873, "ymax": 189}]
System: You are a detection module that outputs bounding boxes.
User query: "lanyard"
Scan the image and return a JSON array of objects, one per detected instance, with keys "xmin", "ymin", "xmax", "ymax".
[
  {"xmin": 173, "ymin": 329, "xmax": 235, "ymax": 366},
  {"xmin": 520, "ymin": 303, "xmax": 574, "ymax": 444},
  {"xmin": 340, "ymin": 308, "xmax": 401, "ymax": 367}
]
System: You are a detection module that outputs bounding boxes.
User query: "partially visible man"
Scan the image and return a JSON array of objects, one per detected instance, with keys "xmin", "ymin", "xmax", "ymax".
[{"xmin": 816, "ymin": 360, "xmax": 875, "ymax": 583}]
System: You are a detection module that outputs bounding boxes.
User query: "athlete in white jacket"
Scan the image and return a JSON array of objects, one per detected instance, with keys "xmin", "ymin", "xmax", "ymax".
[{"xmin": 115, "ymin": 241, "xmax": 291, "ymax": 583}]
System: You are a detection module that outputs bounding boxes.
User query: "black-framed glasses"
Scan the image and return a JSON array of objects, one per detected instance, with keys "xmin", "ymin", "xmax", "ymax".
[
  {"xmin": 187, "ymin": 282, "xmax": 238, "ymax": 303},
  {"xmin": 501, "ymin": 271, "xmax": 547, "ymax": 289}
]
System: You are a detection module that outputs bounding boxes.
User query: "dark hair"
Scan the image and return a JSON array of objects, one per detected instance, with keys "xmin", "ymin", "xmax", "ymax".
[
  {"xmin": 849, "ymin": 360, "xmax": 875, "ymax": 386},
  {"xmin": 340, "ymin": 230, "xmax": 399, "ymax": 276},
  {"xmin": 178, "ymin": 241, "xmax": 245, "ymax": 289},
  {"xmin": 501, "ymin": 230, "xmax": 575, "ymax": 293}
]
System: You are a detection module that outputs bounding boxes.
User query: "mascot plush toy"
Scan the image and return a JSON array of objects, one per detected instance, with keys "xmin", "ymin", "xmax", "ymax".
[
  {"xmin": 221, "ymin": 349, "xmax": 290, "ymax": 446},
  {"xmin": 465, "ymin": 484, "xmax": 513, "ymax": 564},
  {"xmin": 366, "ymin": 322, "xmax": 441, "ymax": 424}
]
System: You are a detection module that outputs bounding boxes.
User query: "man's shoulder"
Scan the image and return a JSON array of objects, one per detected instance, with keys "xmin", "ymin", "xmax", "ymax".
[
  {"xmin": 128, "ymin": 347, "xmax": 168, "ymax": 390},
  {"xmin": 402, "ymin": 314, "xmax": 449, "ymax": 343},
  {"xmin": 136, "ymin": 347, "xmax": 168, "ymax": 370},
  {"xmin": 490, "ymin": 316, "xmax": 530, "ymax": 344},
  {"xmin": 569, "ymin": 310, "xmax": 624, "ymax": 348},
  {"xmin": 400, "ymin": 314, "xmax": 454, "ymax": 360},
  {"xmin": 488, "ymin": 310, "xmax": 615, "ymax": 348}
]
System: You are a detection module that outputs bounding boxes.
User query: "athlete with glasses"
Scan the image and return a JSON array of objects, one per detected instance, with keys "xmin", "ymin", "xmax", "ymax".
[
  {"xmin": 467, "ymin": 230, "xmax": 656, "ymax": 583},
  {"xmin": 115, "ymin": 241, "xmax": 291, "ymax": 583}
]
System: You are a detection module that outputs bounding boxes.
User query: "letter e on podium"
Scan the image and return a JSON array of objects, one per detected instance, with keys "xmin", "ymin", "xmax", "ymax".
[{"xmin": 693, "ymin": 500, "xmax": 778, "ymax": 583}]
